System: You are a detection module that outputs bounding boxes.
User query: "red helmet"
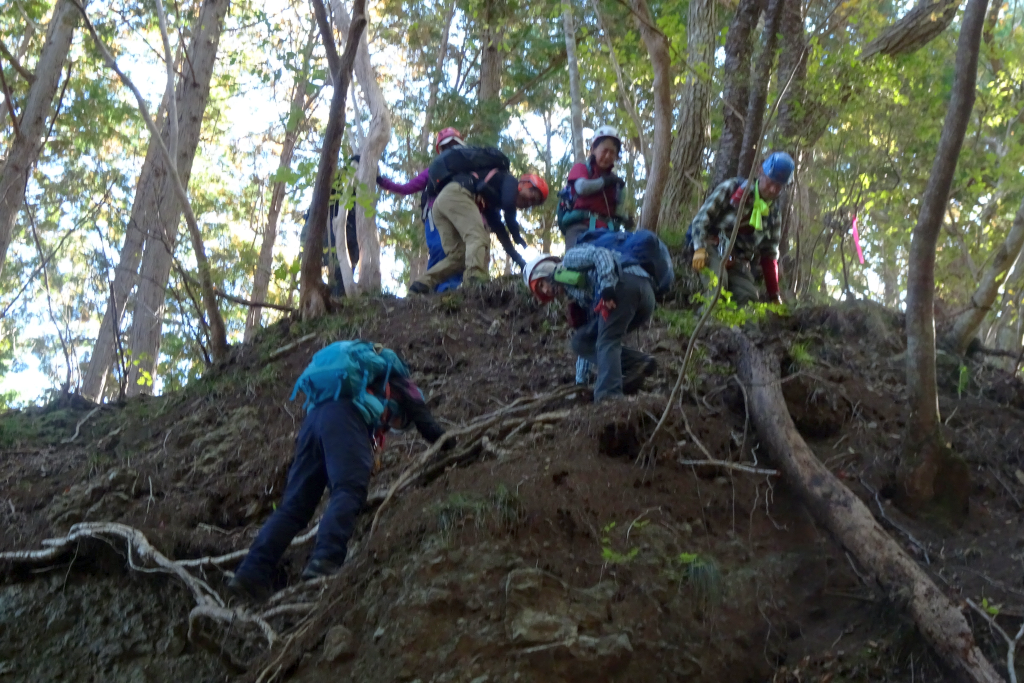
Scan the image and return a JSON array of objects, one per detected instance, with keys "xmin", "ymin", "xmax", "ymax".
[
  {"xmin": 519, "ymin": 174, "xmax": 549, "ymax": 202},
  {"xmin": 435, "ymin": 127, "xmax": 465, "ymax": 153}
]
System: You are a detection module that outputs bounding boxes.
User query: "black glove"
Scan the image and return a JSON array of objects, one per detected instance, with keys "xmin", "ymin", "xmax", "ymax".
[
  {"xmin": 514, "ymin": 253, "xmax": 527, "ymax": 269},
  {"xmin": 514, "ymin": 233, "xmax": 528, "ymax": 248},
  {"xmin": 599, "ymin": 287, "xmax": 617, "ymax": 304},
  {"xmin": 419, "ymin": 419, "xmax": 446, "ymax": 445},
  {"xmin": 602, "ymin": 174, "xmax": 624, "ymax": 189}
]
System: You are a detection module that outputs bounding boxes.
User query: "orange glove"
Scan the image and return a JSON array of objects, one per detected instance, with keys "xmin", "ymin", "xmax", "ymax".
[{"xmin": 692, "ymin": 248, "xmax": 707, "ymax": 272}]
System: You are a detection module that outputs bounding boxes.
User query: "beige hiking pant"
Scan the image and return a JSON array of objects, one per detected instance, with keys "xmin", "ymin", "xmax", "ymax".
[{"xmin": 415, "ymin": 184, "xmax": 490, "ymax": 289}]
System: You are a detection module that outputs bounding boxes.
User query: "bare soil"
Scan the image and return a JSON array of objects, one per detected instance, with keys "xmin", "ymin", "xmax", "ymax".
[{"xmin": 1, "ymin": 282, "xmax": 1022, "ymax": 682}]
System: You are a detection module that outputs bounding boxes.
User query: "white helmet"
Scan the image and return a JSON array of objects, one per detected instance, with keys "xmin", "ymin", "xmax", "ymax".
[
  {"xmin": 523, "ymin": 255, "xmax": 560, "ymax": 288},
  {"xmin": 592, "ymin": 125, "xmax": 621, "ymax": 150}
]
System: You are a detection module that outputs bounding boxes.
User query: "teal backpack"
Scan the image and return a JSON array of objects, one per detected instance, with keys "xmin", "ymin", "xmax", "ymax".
[{"xmin": 290, "ymin": 341, "xmax": 411, "ymax": 425}]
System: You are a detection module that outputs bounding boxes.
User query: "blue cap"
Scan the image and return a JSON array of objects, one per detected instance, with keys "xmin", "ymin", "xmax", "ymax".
[{"xmin": 762, "ymin": 152, "xmax": 795, "ymax": 185}]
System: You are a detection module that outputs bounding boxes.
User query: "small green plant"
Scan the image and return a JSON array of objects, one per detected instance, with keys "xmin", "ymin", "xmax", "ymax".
[
  {"xmin": 981, "ymin": 597, "xmax": 1001, "ymax": 616},
  {"xmin": 673, "ymin": 552, "xmax": 722, "ymax": 604},
  {"xmin": 600, "ymin": 521, "xmax": 640, "ymax": 565},
  {"xmin": 957, "ymin": 363, "xmax": 970, "ymax": 399},
  {"xmin": 430, "ymin": 485, "xmax": 523, "ymax": 544},
  {"xmin": 655, "ymin": 308, "xmax": 700, "ymax": 338},
  {"xmin": 691, "ymin": 270, "xmax": 789, "ymax": 327},
  {"xmin": 788, "ymin": 341, "xmax": 814, "ymax": 369}
]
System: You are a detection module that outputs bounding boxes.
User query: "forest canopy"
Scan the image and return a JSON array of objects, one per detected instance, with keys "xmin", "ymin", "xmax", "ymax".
[{"xmin": 0, "ymin": 0, "xmax": 1022, "ymax": 404}]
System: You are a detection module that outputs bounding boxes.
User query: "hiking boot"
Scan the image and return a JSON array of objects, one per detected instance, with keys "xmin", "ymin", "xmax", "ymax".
[
  {"xmin": 226, "ymin": 574, "xmax": 272, "ymax": 604},
  {"xmin": 622, "ymin": 356, "xmax": 658, "ymax": 395},
  {"xmin": 408, "ymin": 281, "xmax": 430, "ymax": 295},
  {"xmin": 301, "ymin": 558, "xmax": 343, "ymax": 581}
]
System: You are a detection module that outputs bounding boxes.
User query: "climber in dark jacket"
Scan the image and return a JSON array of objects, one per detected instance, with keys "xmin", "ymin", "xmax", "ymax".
[{"xmin": 228, "ymin": 353, "xmax": 445, "ymax": 602}]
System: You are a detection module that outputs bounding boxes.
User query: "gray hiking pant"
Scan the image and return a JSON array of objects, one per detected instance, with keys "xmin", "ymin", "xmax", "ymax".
[
  {"xmin": 571, "ymin": 272, "xmax": 655, "ymax": 402},
  {"xmin": 702, "ymin": 251, "xmax": 760, "ymax": 307}
]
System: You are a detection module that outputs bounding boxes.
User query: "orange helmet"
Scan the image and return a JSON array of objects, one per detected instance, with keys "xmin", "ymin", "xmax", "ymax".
[
  {"xmin": 519, "ymin": 174, "xmax": 549, "ymax": 202},
  {"xmin": 435, "ymin": 127, "xmax": 465, "ymax": 154}
]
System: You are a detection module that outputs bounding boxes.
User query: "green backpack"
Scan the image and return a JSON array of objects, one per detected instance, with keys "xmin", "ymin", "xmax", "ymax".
[{"xmin": 290, "ymin": 341, "xmax": 410, "ymax": 425}]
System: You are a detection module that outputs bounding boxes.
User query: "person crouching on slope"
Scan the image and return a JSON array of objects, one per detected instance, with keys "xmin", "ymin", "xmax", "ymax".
[
  {"xmin": 228, "ymin": 341, "xmax": 446, "ymax": 602},
  {"xmin": 688, "ymin": 151, "xmax": 794, "ymax": 306},
  {"xmin": 377, "ymin": 127, "xmax": 466, "ymax": 293},
  {"xmin": 524, "ymin": 247, "xmax": 656, "ymax": 402}
]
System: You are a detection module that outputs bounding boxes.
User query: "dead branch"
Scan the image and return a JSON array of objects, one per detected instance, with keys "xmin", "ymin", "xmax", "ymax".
[
  {"xmin": 61, "ymin": 406, "xmax": 101, "ymax": 443},
  {"xmin": 267, "ymin": 332, "xmax": 318, "ymax": 361},
  {"xmin": 368, "ymin": 385, "xmax": 577, "ymax": 535},
  {"xmin": 736, "ymin": 334, "xmax": 1002, "ymax": 682},
  {"xmin": 678, "ymin": 459, "xmax": 779, "ymax": 476},
  {"xmin": 965, "ymin": 598, "xmax": 1024, "ymax": 683},
  {"xmin": 216, "ymin": 287, "xmax": 298, "ymax": 313}
]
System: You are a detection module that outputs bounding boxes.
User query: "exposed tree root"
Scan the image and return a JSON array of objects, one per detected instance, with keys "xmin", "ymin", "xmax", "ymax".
[
  {"xmin": 735, "ymin": 334, "xmax": 1003, "ymax": 683},
  {"xmin": 0, "ymin": 521, "xmax": 324, "ymax": 668},
  {"xmin": 368, "ymin": 385, "xmax": 577, "ymax": 534}
]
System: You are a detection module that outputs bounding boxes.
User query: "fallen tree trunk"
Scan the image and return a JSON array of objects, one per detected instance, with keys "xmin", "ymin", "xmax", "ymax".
[{"xmin": 734, "ymin": 334, "xmax": 1003, "ymax": 683}]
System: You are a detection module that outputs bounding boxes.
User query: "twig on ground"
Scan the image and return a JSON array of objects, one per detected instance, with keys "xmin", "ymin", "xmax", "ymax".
[
  {"xmin": 677, "ymin": 459, "xmax": 779, "ymax": 476},
  {"xmin": 268, "ymin": 333, "xmax": 318, "ymax": 361},
  {"xmin": 62, "ymin": 406, "xmax": 102, "ymax": 444},
  {"xmin": 966, "ymin": 598, "xmax": 1024, "ymax": 683},
  {"xmin": 990, "ymin": 468, "xmax": 1023, "ymax": 510}
]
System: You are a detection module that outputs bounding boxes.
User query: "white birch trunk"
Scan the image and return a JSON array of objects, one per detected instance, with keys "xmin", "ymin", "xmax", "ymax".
[
  {"xmin": 0, "ymin": 0, "xmax": 82, "ymax": 278},
  {"xmin": 332, "ymin": 0, "xmax": 388, "ymax": 293},
  {"xmin": 124, "ymin": 0, "xmax": 229, "ymax": 396}
]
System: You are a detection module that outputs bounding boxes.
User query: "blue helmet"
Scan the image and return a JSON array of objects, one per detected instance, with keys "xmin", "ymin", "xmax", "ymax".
[{"xmin": 762, "ymin": 152, "xmax": 795, "ymax": 185}]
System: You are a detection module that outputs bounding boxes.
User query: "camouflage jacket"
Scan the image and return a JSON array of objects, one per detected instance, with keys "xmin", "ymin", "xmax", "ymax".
[{"xmin": 688, "ymin": 178, "xmax": 782, "ymax": 263}]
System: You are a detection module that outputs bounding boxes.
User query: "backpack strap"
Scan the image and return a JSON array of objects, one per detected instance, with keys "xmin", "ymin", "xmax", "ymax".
[
  {"xmin": 483, "ymin": 168, "xmax": 500, "ymax": 184},
  {"xmin": 332, "ymin": 370, "xmax": 348, "ymax": 401}
]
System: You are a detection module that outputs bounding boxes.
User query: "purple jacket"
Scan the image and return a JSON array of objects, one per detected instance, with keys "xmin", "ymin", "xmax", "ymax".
[{"xmin": 377, "ymin": 168, "xmax": 429, "ymax": 197}]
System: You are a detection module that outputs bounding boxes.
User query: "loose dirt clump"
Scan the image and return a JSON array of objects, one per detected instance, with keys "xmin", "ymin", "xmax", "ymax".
[{"xmin": 1, "ymin": 286, "xmax": 1023, "ymax": 682}]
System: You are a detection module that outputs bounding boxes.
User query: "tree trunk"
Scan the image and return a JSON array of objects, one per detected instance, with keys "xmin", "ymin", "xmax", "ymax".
[
  {"xmin": 656, "ymin": 0, "xmax": 715, "ymax": 233},
  {"xmin": 124, "ymin": 0, "xmax": 229, "ymax": 396},
  {"xmin": 589, "ymin": 0, "xmax": 649, "ymax": 167},
  {"xmin": 418, "ymin": 0, "xmax": 456, "ymax": 157},
  {"xmin": 737, "ymin": 0, "xmax": 785, "ymax": 178},
  {"xmin": 0, "ymin": 0, "xmax": 82, "ymax": 279},
  {"xmin": 629, "ymin": 0, "xmax": 671, "ymax": 232},
  {"xmin": 477, "ymin": 0, "xmax": 504, "ymax": 143},
  {"xmin": 333, "ymin": 0, "xmax": 387, "ymax": 293},
  {"xmin": 711, "ymin": 0, "xmax": 761, "ymax": 188},
  {"xmin": 300, "ymin": 0, "xmax": 365, "ymax": 320},
  {"xmin": 735, "ymin": 335, "xmax": 1003, "ymax": 683},
  {"xmin": 861, "ymin": 0, "xmax": 960, "ymax": 60},
  {"xmin": 946, "ymin": 195, "xmax": 1024, "ymax": 355},
  {"xmin": 562, "ymin": 0, "xmax": 585, "ymax": 163},
  {"xmin": 902, "ymin": 0, "xmax": 987, "ymax": 517},
  {"xmin": 244, "ymin": 32, "xmax": 315, "ymax": 343},
  {"xmin": 775, "ymin": 0, "xmax": 808, "ymax": 143}
]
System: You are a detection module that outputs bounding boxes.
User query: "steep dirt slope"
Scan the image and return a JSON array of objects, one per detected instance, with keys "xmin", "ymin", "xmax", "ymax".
[{"xmin": 1, "ymin": 280, "xmax": 1023, "ymax": 682}]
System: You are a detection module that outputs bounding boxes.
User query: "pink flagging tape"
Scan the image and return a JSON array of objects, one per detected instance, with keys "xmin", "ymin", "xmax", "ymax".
[{"xmin": 851, "ymin": 214, "xmax": 865, "ymax": 265}]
